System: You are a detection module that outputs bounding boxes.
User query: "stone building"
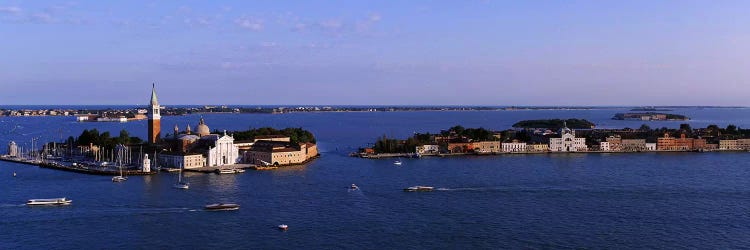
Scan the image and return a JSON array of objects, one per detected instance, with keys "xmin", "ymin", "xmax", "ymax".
[{"xmin": 549, "ymin": 124, "xmax": 587, "ymax": 152}]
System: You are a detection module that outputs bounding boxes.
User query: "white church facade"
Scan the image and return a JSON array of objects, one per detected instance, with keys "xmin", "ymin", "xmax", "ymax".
[{"xmin": 549, "ymin": 124, "xmax": 587, "ymax": 152}]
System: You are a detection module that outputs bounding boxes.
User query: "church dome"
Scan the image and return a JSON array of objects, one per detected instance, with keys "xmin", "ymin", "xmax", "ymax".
[{"xmin": 196, "ymin": 117, "xmax": 210, "ymax": 136}]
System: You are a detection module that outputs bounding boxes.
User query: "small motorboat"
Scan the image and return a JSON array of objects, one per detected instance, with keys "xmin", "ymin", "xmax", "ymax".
[
  {"xmin": 349, "ymin": 184, "xmax": 359, "ymax": 190},
  {"xmin": 27, "ymin": 197, "xmax": 72, "ymax": 206},
  {"xmin": 204, "ymin": 203, "xmax": 240, "ymax": 211},
  {"xmin": 278, "ymin": 224, "xmax": 289, "ymax": 231},
  {"xmin": 403, "ymin": 186, "xmax": 434, "ymax": 192},
  {"xmin": 112, "ymin": 176, "xmax": 128, "ymax": 182},
  {"xmin": 234, "ymin": 169, "xmax": 245, "ymax": 173},
  {"xmin": 393, "ymin": 160, "xmax": 402, "ymax": 166}
]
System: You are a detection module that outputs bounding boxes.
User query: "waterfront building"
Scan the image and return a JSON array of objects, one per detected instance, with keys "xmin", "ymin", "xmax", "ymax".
[
  {"xmin": 737, "ymin": 139, "xmax": 750, "ymax": 150},
  {"xmin": 606, "ymin": 135, "xmax": 622, "ymax": 151},
  {"xmin": 645, "ymin": 143, "xmax": 657, "ymax": 151},
  {"xmin": 447, "ymin": 142, "xmax": 475, "ymax": 153},
  {"xmin": 600, "ymin": 141, "xmax": 610, "ymax": 151},
  {"xmin": 148, "ymin": 84, "xmax": 161, "ymax": 143},
  {"xmin": 159, "ymin": 152, "xmax": 206, "ymax": 169},
  {"xmin": 528, "ymin": 143, "xmax": 549, "ymax": 152},
  {"xmin": 502, "ymin": 140, "xmax": 527, "ymax": 152},
  {"xmin": 621, "ymin": 139, "xmax": 647, "ymax": 152},
  {"xmin": 693, "ymin": 138, "xmax": 708, "ymax": 150},
  {"xmin": 243, "ymin": 140, "xmax": 318, "ymax": 166},
  {"xmin": 549, "ymin": 124, "xmax": 587, "ymax": 152},
  {"xmin": 416, "ymin": 145, "xmax": 440, "ymax": 155},
  {"xmin": 658, "ymin": 133, "xmax": 693, "ymax": 151},
  {"xmin": 719, "ymin": 140, "xmax": 739, "ymax": 150},
  {"xmin": 475, "ymin": 141, "xmax": 501, "ymax": 153},
  {"xmin": 7, "ymin": 141, "xmax": 18, "ymax": 157}
]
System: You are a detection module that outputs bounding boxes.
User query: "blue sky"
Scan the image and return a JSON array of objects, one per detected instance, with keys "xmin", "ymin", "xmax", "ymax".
[{"xmin": 1, "ymin": 1, "xmax": 749, "ymax": 106}]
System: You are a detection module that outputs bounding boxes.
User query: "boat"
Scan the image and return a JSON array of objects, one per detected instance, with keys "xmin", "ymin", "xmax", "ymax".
[
  {"xmin": 234, "ymin": 169, "xmax": 245, "ymax": 173},
  {"xmin": 173, "ymin": 164, "xmax": 189, "ymax": 189},
  {"xmin": 349, "ymin": 184, "xmax": 359, "ymax": 190},
  {"xmin": 278, "ymin": 224, "xmax": 289, "ymax": 230},
  {"xmin": 204, "ymin": 203, "xmax": 240, "ymax": 211},
  {"xmin": 216, "ymin": 169, "xmax": 236, "ymax": 174},
  {"xmin": 403, "ymin": 186, "xmax": 434, "ymax": 192},
  {"xmin": 393, "ymin": 159, "xmax": 403, "ymax": 165},
  {"xmin": 27, "ymin": 197, "xmax": 72, "ymax": 206},
  {"xmin": 111, "ymin": 158, "xmax": 127, "ymax": 182}
]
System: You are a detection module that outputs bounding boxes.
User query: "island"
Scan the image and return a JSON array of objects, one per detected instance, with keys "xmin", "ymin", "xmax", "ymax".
[
  {"xmin": 512, "ymin": 119, "xmax": 595, "ymax": 129},
  {"xmin": 356, "ymin": 122, "xmax": 750, "ymax": 158},
  {"xmin": 613, "ymin": 112, "xmax": 689, "ymax": 121}
]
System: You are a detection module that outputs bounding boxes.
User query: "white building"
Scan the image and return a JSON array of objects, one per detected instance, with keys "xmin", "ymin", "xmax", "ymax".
[
  {"xmin": 416, "ymin": 145, "xmax": 440, "ymax": 155},
  {"xmin": 502, "ymin": 140, "xmax": 527, "ymax": 152},
  {"xmin": 600, "ymin": 141, "xmax": 610, "ymax": 151},
  {"xmin": 549, "ymin": 124, "xmax": 587, "ymax": 152},
  {"xmin": 203, "ymin": 132, "xmax": 240, "ymax": 167},
  {"xmin": 645, "ymin": 143, "xmax": 657, "ymax": 151}
]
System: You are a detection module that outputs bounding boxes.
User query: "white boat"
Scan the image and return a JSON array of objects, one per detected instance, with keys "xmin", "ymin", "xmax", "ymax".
[
  {"xmin": 204, "ymin": 203, "xmax": 240, "ymax": 211},
  {"xmin": 393, "ymin": 159, "xmax": 403, "ymax": 165},
  {"xmin": 216, "ymin": 169, "xmax": 236, "ymax": 174},
  {"xmin": 234, "ymin": 169, "xmax": 245, "ymax": 173},
  {"xmin": 278, "ymin": 224, "xmax": 289, "ymax": 230},
  {"xmin": 112, "ymin": 158, "xmax": 127, "ymax": 182},
  {"xmin": 27, "ymin": 197, "xmax": 72, "ymax": 206},
  {"xmin": 349, "ymin": 184, "xmax": 359, "ymax": 190},
  {"xmin": 112, "ymin": 176, "xmax": 127, "ymax": 182},
  {"xmin": 173, "ymin": 165, "xmax": 189, "ymax": 189},
  {"xmin": 403, "ymin": 186, "xmax": 434, "ymax": 192}
]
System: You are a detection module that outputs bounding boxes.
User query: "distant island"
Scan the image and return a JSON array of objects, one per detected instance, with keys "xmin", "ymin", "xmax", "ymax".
[
  {"xmin": 613, "ymin": 113, "xmax": 689, "ymax": 121},
  {"xmin": 630, "ymin": 107, "xmax": 673, "ymax": 111},
  {"xmin": 512, "ymin": 119, "xmax": 595, "ymax": 129}
]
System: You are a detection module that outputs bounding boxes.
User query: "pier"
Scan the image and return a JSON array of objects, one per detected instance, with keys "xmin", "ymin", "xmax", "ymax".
[{"xmin": 0, "ymin": 156, "xmax": 155, "ymax": 176}]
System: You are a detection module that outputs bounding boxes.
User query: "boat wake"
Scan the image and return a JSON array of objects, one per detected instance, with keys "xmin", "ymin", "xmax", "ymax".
[{"xmin": 0, "ymin": 203, "xmax": 26, "ymax": 208}]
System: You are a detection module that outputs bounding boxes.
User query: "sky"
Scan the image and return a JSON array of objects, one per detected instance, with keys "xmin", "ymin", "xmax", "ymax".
[{"xmin": 1, "ymin": 0, "xmax": 749, "ymax": 106}]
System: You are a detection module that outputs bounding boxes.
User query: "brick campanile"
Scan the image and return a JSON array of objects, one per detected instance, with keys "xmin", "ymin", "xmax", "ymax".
[{"xmin": 148, "ymin": 83, "xmax": 161, "ymax": 144}]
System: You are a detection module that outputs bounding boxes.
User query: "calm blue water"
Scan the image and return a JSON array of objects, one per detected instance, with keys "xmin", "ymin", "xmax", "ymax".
[{"xmin": 2, "ymin": 108, "xmax": 750, "ymax": 249}]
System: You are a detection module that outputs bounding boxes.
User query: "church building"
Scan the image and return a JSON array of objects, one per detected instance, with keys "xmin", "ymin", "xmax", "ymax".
[{"xmin": 549, "ymin": 123, "xmax": 587, "ymax": 152}]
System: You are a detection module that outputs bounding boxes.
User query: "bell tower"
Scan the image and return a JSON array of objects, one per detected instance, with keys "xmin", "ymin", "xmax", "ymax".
[{"xmin": 148, "ymin": 83, "xmax": 161, "ymax": 144}]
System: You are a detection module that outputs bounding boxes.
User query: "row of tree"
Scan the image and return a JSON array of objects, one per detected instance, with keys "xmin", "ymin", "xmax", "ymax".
[
  {"xmin": 228, "ymin": 127, "xmax": 316, "ymax": 144},
  {"xmin": 72, "ymin": 129, "xmax": 144, "ymax": 148}
]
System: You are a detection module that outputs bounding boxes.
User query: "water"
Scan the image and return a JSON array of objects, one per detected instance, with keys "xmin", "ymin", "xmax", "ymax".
[{"xmin": 2, "ymin": 108, "xmax": 750, "ymax": 249}]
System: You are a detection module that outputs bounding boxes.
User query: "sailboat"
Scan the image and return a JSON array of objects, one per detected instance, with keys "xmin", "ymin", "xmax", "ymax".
[
  {"xmin": 173, "ymin": 164, "xmax": 189, "ymax": 189},
  {"xmin": 112, "ymin": 155, "xmax": 127, "ymax": 182}
]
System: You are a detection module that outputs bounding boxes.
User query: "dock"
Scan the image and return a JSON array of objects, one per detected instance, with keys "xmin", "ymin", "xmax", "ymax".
[
  {"xmin": 0, "ymin": 156, "xmax": 156, "ymax": 176},
  {"xmin": 184, "ymin": 164, "xmax": 256, "ymax": 173}
]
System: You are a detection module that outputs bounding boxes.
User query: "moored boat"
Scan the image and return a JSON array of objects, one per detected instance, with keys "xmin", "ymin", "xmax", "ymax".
[
  {"xmin": 215, "ymin": 169, "xmax": 236, "ymax": 174},
  {"xmin": 204, "ymin": 203, "xmax": 240, "ymax": 211},
  {"xmin": 27, "ymin": 197, "xmax": 72, "ymax": 206},
  {"xmin": 403, "ymin": 186, "xmax": 434, "ymax": 192}
]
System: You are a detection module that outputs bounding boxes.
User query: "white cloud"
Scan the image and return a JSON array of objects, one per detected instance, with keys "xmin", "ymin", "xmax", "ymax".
[
  {"xmin": 30, "ymin": 12, "xmax": 54, "ymax": 23},
  {"xmin": 235, "ymin": 17, "xmax": 263, "ymax": 31},
  {"xmin": 368, "ymin": 13, "xmax": 381, "ymax": 22},
  {"xmin": 319, "ymin": 19, "xmax": 343, "ymax": 31},
  {"xmin": 0, "ymin": 6, "xmax": 21, "ymax": 14}
]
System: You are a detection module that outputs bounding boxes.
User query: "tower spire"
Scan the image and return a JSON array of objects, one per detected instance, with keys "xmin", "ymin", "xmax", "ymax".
[{"xmin": 150, "ymin": 83, "xmax": 159, "ymax": 106}]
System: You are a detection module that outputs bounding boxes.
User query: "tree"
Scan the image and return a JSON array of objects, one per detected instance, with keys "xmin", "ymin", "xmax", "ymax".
[
  {"xmin": 639, "ymin": 124, "xmax": 651, "ymax": 131},
  {"xmin": 679, "ymin": 124, "xmax": 691, "ymax": 131}
]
